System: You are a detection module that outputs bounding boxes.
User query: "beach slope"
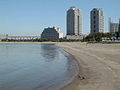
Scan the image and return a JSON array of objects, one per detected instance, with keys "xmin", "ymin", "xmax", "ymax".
[{"xmin": 57, "ymin": 42, "xmax": 120, "ymax": 90}]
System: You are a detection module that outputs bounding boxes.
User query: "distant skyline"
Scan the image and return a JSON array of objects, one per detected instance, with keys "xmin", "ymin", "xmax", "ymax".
[{"xmin": 0, "ymin": 0, "xmax": 120, "ymax": 35}]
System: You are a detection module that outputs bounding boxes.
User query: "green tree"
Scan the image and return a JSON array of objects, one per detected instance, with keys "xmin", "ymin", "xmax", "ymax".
[{"xmin": 84, "ymin": 32, "xmax": 113, "ymax": 42}]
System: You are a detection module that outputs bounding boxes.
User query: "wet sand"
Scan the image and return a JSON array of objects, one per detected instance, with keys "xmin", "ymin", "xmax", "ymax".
[{"xmin": 57, "ymin": 42, "xmax": 120, "ymax": 90}]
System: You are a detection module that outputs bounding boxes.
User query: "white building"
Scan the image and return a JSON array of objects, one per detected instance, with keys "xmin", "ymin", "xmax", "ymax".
[
  {"xmin": 66, "ymin": 35, "xmax": 84, "ymax": 40},
  {"xmin": 67, "ymin": 7, "xmax": 82, "ymax": 35},
  {"xmin": 0, "ymin": 34, "xmax": 8, "ymax": 41},
  {"xmin": 109, "ymin": 18, "xmax": 119, "ymax": 33}
]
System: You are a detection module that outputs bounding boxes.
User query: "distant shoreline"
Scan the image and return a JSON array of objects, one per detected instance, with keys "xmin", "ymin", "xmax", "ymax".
[
  {"xmin": 0, "ymin": 41, "xmax": 56, "ymax": 44},
  {"xmin": 1, "ymin": 41, "xmax": 120, "ymax": 44}
]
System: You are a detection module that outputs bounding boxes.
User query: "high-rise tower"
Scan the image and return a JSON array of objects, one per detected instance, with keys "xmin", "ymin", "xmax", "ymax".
[
  {"xmin": 109, "ymin": 18, "xmax": 119, "ymax": 33},
  {"xmin": 119, "ymin": 18, "xmax": 120, "ymax": 33},
  {"xmin": 67, "ymin": 7, "xmax": 82, "ymax": 35},
  {"xmin": 90, "ymin": 8, "xmax": 104, "ymax": 33}
]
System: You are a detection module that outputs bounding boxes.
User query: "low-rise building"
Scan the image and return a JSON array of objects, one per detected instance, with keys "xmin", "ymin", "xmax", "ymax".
[
  {"xmin": 41, "ymin": 27, "xmax": 64, "ymax": 39},
  {"xmin": 0, "ymin": 34, "xmax": 8, "ymax": 41},
  {"xmin": 66, "ymin": 35, "xmax": 84, "ymax": 40}
]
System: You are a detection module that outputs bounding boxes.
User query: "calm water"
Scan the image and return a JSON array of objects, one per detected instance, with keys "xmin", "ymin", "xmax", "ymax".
[{"xmin": 0, "ymin": 43, "xmax": 78, "ymax": 90}]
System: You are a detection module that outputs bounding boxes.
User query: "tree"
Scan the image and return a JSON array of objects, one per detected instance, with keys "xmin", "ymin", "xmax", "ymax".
[{"xmin": 84, "ymin": 32, "xmax": 113, "ymax": 42}]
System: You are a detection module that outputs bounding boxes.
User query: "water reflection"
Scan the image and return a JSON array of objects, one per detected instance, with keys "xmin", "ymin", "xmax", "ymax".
[
  {"xmin": 66, "ymin": 56, "xmax": 78, "ymax": 78},
  {"xmin": 40, "ymin": 44, "xmax": 59, "ymax": 62},
  {"xmin": 0, "ymin": 43, "xmax": 78, "ymax": 90},
  {"xmin": 0, "ymin": 43, "xmax": 9, "ymax": 61}
]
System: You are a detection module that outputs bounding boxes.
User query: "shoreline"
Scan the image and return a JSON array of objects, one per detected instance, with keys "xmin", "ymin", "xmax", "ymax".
[
  {"xmin": 57, "ymin": 42, "xmax": 120, "ymax": 90},
  {"xmin": 61, "ymin": 52, "xmax": 83, "ymax": 89},
  {"xmin": 57, "ymin": 48, "xmax": 80, "ymax": 90},
  {"xmin": 61, "ymin": 50, "xmax": 81, "ymax": 89},
  {"xmin": 1, "ymin": 42, "xmax": 120, "ymax": 89},
  {"xmin": 57, "ymin": 42, "xmax": 87, "ymax": 90}
]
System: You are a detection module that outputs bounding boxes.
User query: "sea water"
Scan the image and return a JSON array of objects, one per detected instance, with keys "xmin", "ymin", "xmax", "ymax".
[{"xmin": 0, "ymin": 43, "xmax": 78, "ymax": 90}]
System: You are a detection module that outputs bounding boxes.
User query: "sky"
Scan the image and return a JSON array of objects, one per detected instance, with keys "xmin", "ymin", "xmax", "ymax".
[{"xmin": 0, "ymin": 0, "xmax": 120, "ymax": 35}]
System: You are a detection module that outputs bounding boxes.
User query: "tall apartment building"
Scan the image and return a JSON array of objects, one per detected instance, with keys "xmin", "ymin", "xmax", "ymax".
[
  {"xmin": 67, "ymin": 7, "xmax": 82, "ymax": 35},
  {"xmin": 90, "ymin": 8, "xmax": 104, "ymax": 33},
  {"xmin": 109, "ymin": 18, "xmax": 119, "ymax": 33},
  {"xmin": 119, "ymin": 19, "xmax": 120, "ymax": 33}
]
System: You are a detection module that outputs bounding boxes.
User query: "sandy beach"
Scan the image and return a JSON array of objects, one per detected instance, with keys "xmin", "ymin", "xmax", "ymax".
[{"xmin": 57, "ymin": 42, "xmax": 120, "ymax": 90}]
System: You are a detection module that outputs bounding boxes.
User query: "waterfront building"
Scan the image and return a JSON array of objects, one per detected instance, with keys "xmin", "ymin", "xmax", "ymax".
[
  {"xmin": 0, "ymin": 34, "xmax": 8, "ymax": 41},
  {"xmin": 109, "ymin": 18, "xmax": 119, "ymax": 33},
  {"xmin": 41, "ymin": 27, "xmax": 64, "ymax": 39},
  {"xmin": 66, "ymin": 35, "xmax": 84, "ymax": 40},
  {"xmin": 8, "ymin": 35, "xmax": 40, "ymax": 40},
  {"xmin": 119, "ymin": 19, "xmax": 120, "ymax": 33},
  {"xmin": 67, "ymin": 7, "xmax": 82, "ymax": 35},
  {"xmin": 90, "ymin": 8, "xmax": 104, "ymax": 33}
]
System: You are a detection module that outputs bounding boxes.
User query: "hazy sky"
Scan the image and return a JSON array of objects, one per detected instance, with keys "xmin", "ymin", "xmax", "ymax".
[{"xmin": 0, "ymin": 0, "xmax": 120, "ymax": 35}]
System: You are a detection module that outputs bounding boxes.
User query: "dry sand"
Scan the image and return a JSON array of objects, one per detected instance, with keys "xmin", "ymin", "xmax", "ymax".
[{"xmin": 56, "ymin": 42, "xmax": 120, "ymax": 90}]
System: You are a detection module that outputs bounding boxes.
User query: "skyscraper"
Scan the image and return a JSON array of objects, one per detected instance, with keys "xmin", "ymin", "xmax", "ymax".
[
  {"xmin": 109, "ymin": 18, "xmax": 119, "ymax": 33},
  {"xmin": 119, "ymin": 18, "xmax": 120, "ymax": 33},
  {"xmin": 90, "ymin": 8, "xmax": 104, "ymax": 33},
  {"xmin": 67, "ymin": 7, "xmax": 82, "ymax": 35}
]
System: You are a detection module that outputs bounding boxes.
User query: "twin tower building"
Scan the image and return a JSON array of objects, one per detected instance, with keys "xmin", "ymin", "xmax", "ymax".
[
  {"xmin": 41, "ymin": 7, "xmax": 104, "ymax": 39},
  {"xmin": 67, "ymin": 7, "xmax": 104, "ymax": 35}
]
